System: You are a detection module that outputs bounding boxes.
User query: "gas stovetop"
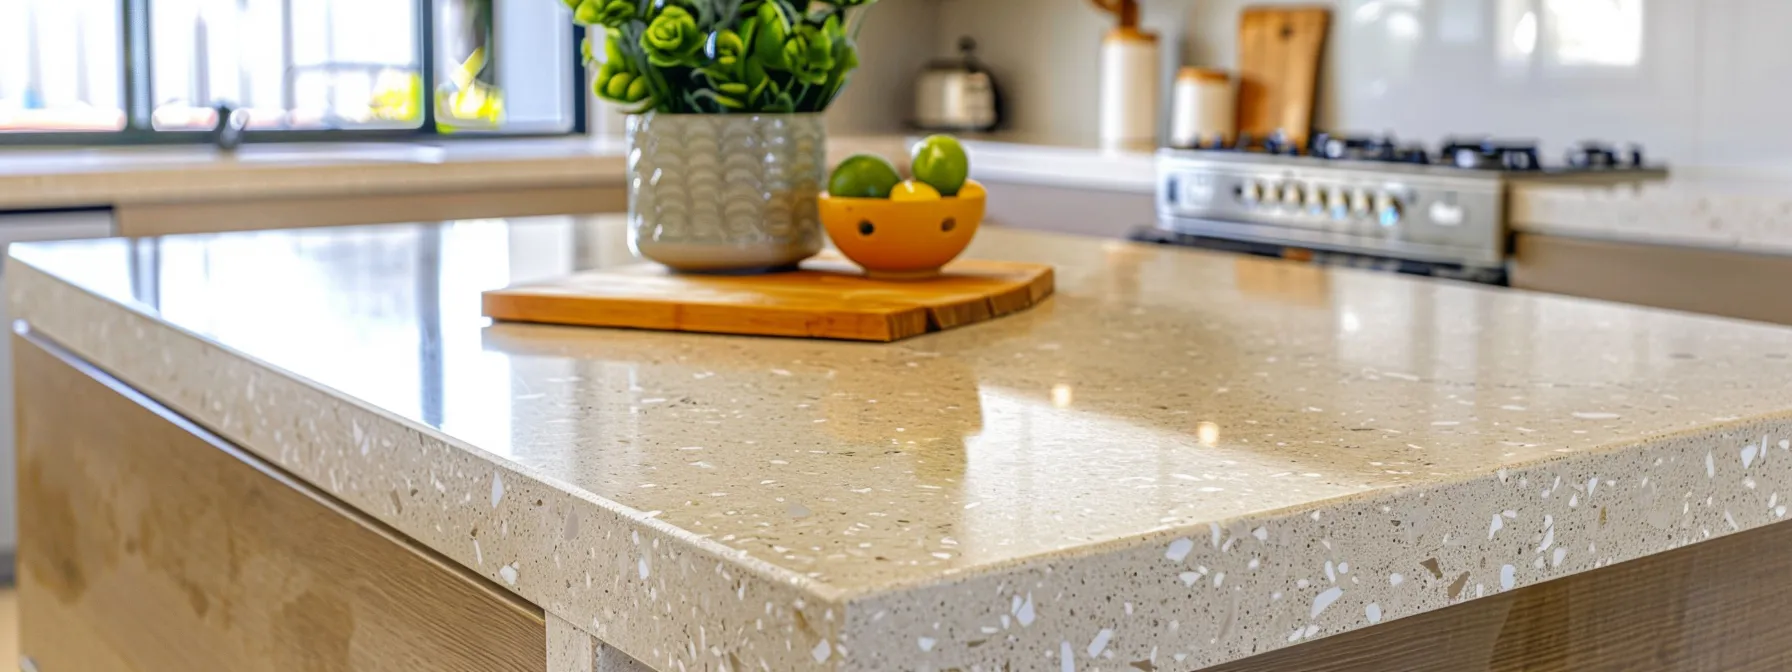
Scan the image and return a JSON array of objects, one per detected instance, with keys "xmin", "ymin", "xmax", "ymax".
[
  {"xmin": 1175, "ymin": 131, "xmax": 1657, "ymax": 172},
  {"xmin": 1153, "ymin": 133, "xmax": 1668, "ymax": 269}
]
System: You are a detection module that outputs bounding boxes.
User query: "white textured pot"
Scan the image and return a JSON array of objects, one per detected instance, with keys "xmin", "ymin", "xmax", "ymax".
[{"xmin": 626, "ymin": 113, "xmax": 827, "ymax": 272}]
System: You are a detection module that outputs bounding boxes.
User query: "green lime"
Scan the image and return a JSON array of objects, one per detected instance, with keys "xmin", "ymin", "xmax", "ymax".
[
  {"xmin": 910, "ymin": 135, "xmax": 969, "ymax": 196},
  {"xmin": 828, "ymin": 154, "xmax": 902, "ymax": 198}
]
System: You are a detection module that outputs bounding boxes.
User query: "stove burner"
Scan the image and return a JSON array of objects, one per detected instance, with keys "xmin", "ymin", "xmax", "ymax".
[
  {"xmin": 1567, "ymin": 141, "xmax": 1646, "ymax": 169},
  {"xmin": 1309, "ymin": 133, "xmax": 1430, "ymax": 165},
  {"xmin": 1441, "ymin": 138, "xmax": 1541, "ymax": 171}
]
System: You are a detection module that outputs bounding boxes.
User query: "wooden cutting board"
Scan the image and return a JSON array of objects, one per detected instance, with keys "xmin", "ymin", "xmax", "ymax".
[
  {"xmin": 482, "ymin": 254, "xmax": 1055, "ymax": 342},
  {"xmin": 1236, "ymin": 5, "xmax": 1330, "ymax": 149}
]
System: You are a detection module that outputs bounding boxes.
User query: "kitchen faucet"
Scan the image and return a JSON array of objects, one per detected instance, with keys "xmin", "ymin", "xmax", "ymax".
[{"xmin": 212, "ymin": 103, "xmax": 251, "ymax": 151}]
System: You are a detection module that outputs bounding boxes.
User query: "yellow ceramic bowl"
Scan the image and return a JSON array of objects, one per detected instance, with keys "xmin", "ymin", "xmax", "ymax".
[{"xmin": 819, "ymin": 187, "xmax": 986, "ymax": 279}]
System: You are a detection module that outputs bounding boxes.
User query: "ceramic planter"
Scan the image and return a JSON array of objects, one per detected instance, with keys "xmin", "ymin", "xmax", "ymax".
[{"xmin": 626, "ymin": 112, "xmax": 826, "ymax": 273}]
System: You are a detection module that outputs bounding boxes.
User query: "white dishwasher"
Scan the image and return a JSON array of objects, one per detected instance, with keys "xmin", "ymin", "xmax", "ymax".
[{"xmin": 0, "ymin": 209, "xmax": 116, "ymax": 582}]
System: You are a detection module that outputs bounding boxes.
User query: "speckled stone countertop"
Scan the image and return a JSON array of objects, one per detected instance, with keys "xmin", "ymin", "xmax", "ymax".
[
  {"xmin": 1512, "ymin": 170, "xmax": 1792, "ymax": 254},
  {"xmin": 14, "ymin": 216, "xmax": 1792, "ymax": 671}
]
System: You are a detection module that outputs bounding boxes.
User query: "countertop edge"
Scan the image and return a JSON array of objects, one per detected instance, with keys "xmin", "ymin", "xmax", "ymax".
[
  {"xmin": 830, "ymin": 412, "xmax": 1792, "ymax": 670},
  {"xmin": 0, "ymin": 136, "xmax": 919, "ymax": 211},
  {"xmin": 5, "ymin": 260, "xmax": 857, "ymax": 672}
]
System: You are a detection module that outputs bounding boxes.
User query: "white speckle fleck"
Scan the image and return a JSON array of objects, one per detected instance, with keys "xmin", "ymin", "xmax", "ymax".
[
  {"xmin": 1288, "ymin": 628, "xmax": 1304, "ymax": 643},
  {"xmin": 1588, "ymin": 476, "xmax": 1599, "ymax": 495},
  {"xmin": 1060, "ymin": 641, "xmax": 1075, "ymax": 672},
  {"xmin": 1503, "ymin": 509, "xmax": 1517, "ymax": 519},
  {"xmin": 473, "ymin": 539, "xmax": 483, "ymax": 566},
  {"xmin": 1248, "ymin": 557, "xmax": 1261, "ymax": 570},
  {"xmin": 1497, "ymin": 468, "xmax": 1508, "ymax": 483},
  {"xmin": 498, "ymin": 563, "xmax": 519, "ymax": 586},
  {"xmin": 1573, "ymin": 412, "xmax": 1621, "ymax": 420},
  {"xmin": 1015, "ymin": 593, "xmax": 1037, "ymax": 626},
  {"xmin": 1569, "ymin": 494, "xmax": 1580, "ymax": 508},
  {"xmin": 638, "ymin": 556, "xmax": 651, "ymax": 579},
  {"xmin": 1087, "ymin": 629, "xmax": 1113, "ymax": 657},
  {"xmin": 1708, "ymin": 452, "xmax": 1716, "ymax": 478},
  {"xmin": 1365, "ymin": 603, "xmax": 1382, "ymax": 624},
  {"xmin": 1552, "ymin": 547, "xmax": 1567, "ymax": 567},
  {"xmin": 812, "ymin": 640, "xmax": 831, "ymax": 663},
  {"xmin": 1725, "ymin": 509, "xmax": 1739, "ymax": 531},
  {"xmin": 1297, "ymin": 578, "xmax": 1310, "ymax": 589},
  {"xmin": 1489, "ymin": 514, "xmax": 1504, "ymax": 539},
  {"xmin": 1310, "ymin": 586, "xmax": 1344, "ymax": 619},
  {"xmin": 918, "ymin": 637, "xmax": 936, "ymax": 652},
  {"xmin": 1324, "ymin": 561, "xmax": 1336, "ymax": 583},
  {"xmin": 1339, "ymin": 562, "xmax": 1350, "ymax": 574},
  {"xmin": 1389, "ymin": 573, "xmax": 1404, "ymax": 586},
  {"xmin": 1180, "ymin": 572, "xmax": 1200, "ymax": 587},
  {"xmin": 1252, "ymin": 527, "xmax": 1269, "ymax": 541},
  {"xmin": 1304, "ymin": 625, "xmax": 1320, "ymax": 638},
  {"xmin": 490, "ymin": 474, "xmax": 504, "ymax": 508},
  {"xmin": 1213, "ymin": 572, "xmax": 1226, "ymax": 587},
  {"xmin": 1500, "ymin": 564, "xmax": 1516, "ymax": 590},
  {"xmin": 1744, "ymin": 444, "xmax": 1761, "ymax": 469},
  {"xmin": 1210, "ymin": 522, "xmax": 1222, "ymax": 548},
  {"xmin": 1539, "ymin": 515, "xmax": 1556, "ymax": 552},
  {"xmin": 1166, "ymin": 538, "xmax": 1195, "ymax": 562}
]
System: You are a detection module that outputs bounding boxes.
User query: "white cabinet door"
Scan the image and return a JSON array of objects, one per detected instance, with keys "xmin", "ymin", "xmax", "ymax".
[{"xmin": 0, "ymin": 209, "xmax": 116, "ymax": 569}]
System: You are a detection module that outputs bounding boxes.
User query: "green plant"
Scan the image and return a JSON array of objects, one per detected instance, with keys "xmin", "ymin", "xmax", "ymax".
[{"xmin": 563, "ymin": 0, "xmax": 878, "ymax": 114}]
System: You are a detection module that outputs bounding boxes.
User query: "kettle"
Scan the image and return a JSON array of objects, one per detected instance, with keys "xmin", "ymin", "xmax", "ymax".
[{"xmin": 913, "ymin": 37, "xmax": 1002, "ymax": 132}]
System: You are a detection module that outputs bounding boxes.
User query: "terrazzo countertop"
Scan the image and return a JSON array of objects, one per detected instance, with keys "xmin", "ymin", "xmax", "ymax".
[
  {"xmin": 1512, "ymin": 170, "xmax": 1792, "ymax": 254},
  {"xmin": 14, "ymin": 215, "xmax": 1792, "ymax": 671}
]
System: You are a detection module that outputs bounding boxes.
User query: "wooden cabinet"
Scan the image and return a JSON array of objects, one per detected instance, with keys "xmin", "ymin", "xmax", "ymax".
[
  {"xmin": 1512, "ymin": 233, "xmax": 1792, "ymax": 326},
  {"xmin": 13, "ymin": 333, "xmax": 546, "ymax": 672}
]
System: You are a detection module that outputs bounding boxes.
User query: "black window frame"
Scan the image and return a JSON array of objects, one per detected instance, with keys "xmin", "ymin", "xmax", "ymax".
[{"xmin": 1, "ymin": 0, "xmax": 586, "ymax": 146}]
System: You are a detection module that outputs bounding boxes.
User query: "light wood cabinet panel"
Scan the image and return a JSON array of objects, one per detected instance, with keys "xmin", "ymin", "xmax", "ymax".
[
  {"xmin": 1512, "ymin": 233, "xmax": 1792, "ymax": 326},
  {"xmin": 14, "ymin": 333, "xmax": 547, "ymax": 672}
]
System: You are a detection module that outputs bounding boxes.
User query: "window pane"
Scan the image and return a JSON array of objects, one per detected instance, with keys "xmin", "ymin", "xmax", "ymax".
[
  {"xmin": 434, "ymin": 0, "xmax": 575, "ymax": 133},
  {"xmin": 0, "ymin": 0, "xmax": 125, "ymax": 132},
  {"xmin": 150, "ymin": 0, "xmax": 422, "ymax": 130}
]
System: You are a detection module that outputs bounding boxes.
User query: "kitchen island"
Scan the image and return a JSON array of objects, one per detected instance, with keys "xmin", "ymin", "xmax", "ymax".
[{"xmin": 14, "ymin": 215, "xmax": 1792, "ymax": 671}]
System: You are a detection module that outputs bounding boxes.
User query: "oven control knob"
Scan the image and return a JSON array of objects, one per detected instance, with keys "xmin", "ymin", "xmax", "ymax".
[
  {"xmin": 1349, "ymin": 190, "xmax": 1373, "ymax": 216},
  {"xmin": 1238, "ymin": 182, "xmax": 1262, "ymax": 204},
  {"xmin": 1328, "ymin": 188, "xmax": 1350, "ymax": 220},
  {"xmin": 1305, "ymin": 185, "xmax": 1327, "ymax": 214},
  {"xmin": 1282, "ymin": 183, "xmax": 1305, "ymax": 206},
  {"xmin": 1375, "ymin": 194, "xmax": 1403, "ymax": 227}
]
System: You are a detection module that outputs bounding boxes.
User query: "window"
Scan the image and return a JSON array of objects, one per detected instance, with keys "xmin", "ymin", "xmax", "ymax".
[
  {"xmin": 1, "ymin": 0, "xmax": 581, "ymax": 140},
  {"xmin": 0, "ymin": 0, "xmax": 126, "ymax": 131}
]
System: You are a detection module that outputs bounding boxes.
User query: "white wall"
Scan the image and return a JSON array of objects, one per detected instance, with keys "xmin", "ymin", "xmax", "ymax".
[
  {"xmin": 935, "ymin": 0, "xmax": 1792, "ymax": 168},
  {"xmin": 933, "ymin": 0, "xmax": 1195, "ymax": 142},
  {"xmin": 827, "ymin": 0, "xmax": 943, "ymax": 134}
]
